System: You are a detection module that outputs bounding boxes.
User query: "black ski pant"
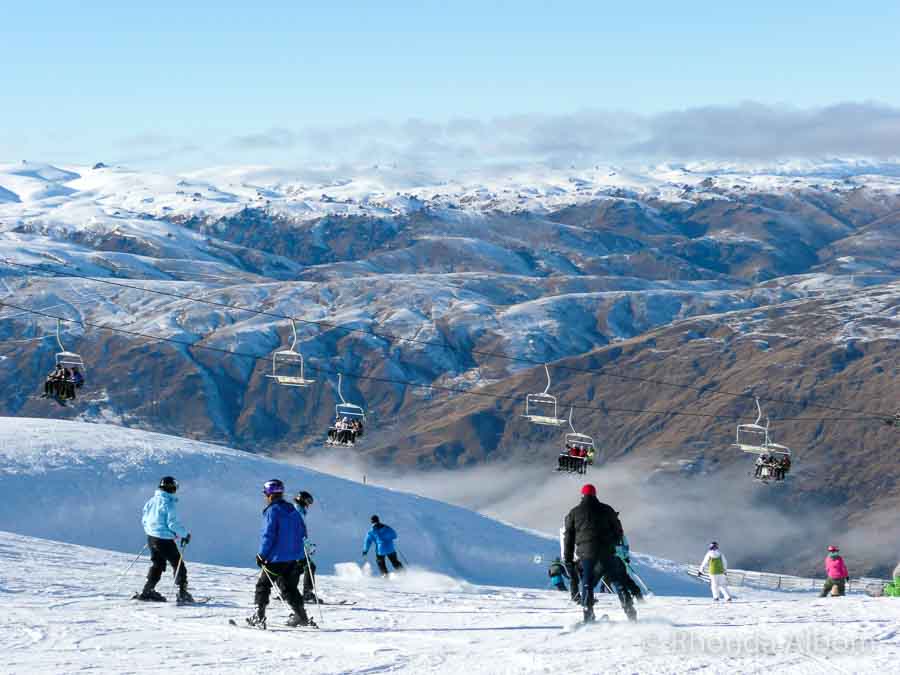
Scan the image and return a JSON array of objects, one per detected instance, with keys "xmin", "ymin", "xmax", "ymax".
[
  {"xmin": 376, "ymin": 552, "xmax": 403, "ymax": 576},
  {"xmin": 567, "ymin": 561, "xmax": 581, "ymax": 601},
  {"xmin": 299, "ymin": 558, "xmax": 317, "ymax": 596},
  {"xmin": 145, "ymin": 536, "xmax": 187, "ymax": 591},
  {"xmin": 581, "ymin": 555, "xmax": 635, "ymax": 619},
  {"xmin": 255, "ymin": 560, "xmax": 307, "ymax": 620},
  {"xmin": 622, "ymin": 568, "xmax": 644, "ymax": 601}
]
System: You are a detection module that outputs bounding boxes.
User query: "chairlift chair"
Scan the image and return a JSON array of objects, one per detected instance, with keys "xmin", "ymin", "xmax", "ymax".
[
  {"xmin": 733, "ymin": 398, "xmax": 770, "ymax": 454},
  {"xmin": 755, "ymin": 441, "xmax": 793, "ymax": 483},
  {"xmin": 764, "ymin": 441, "xmax": 792, "ymax": 458},
  {"xmin": 54, "ymin": 319, "xmax": 86, "ymax": 372},
  {"xmin": 267, "ymin": 320, "xmax": 314, "ymax": 387},
  {"xmin": 326, "ymin": 373, "xmax": 365, "ymax": 447},
  {"xmin": 334, "ymin": 373, "xmax": 366, "ymax": 422},
  {"xmin": 522, "ymin": 364, "xmax": 566, "ymax": 427},
  {"xmin": 555, "ymin": 408, "xmax": 594, "ymax": 474},
  {"xmin": 565, "ymin": 408, "xmax": 596, "ymax": 458}
]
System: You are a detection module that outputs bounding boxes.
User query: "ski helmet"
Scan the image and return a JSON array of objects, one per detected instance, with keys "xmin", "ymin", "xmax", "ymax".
[
  {"xmin": 159, "ymin": 476, "xmax": 178, "ymax": 493},
  {"xmin": 295, "ymin": 490, "xmax": 314, "ymax": 508},
  {"xmin": 371, "ymin": 514, "xmax": 380, "ymax": 524},
  {"xmin": 581, "ymin": 484, "xmax": 596, "ymax": 496},
  {"xmin": 263, "ymin": 479, "xmax": 285, "ymax": 496},
  {"xmin": 828, "ymin": 545, "xmax": 839, "ymax": 553}
]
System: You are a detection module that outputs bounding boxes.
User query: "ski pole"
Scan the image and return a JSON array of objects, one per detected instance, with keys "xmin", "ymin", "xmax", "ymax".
[
  {"xmin": 303, "ymin": 541, "xmax": 325, "ymax": 626},
  {"xmin": 627, "ymin": 564, "xmax": 651, "ymax": 596},
  {"xmin": 172, "ymin": 540, "xmax": 188, "ymax": 593},
  {"xmin": 116, "ymin": 543, "xmax": 148, "ymax": 591},
  {"xmin": 261, "ymin": 565, "xmax": 287, "ymax": 605},
  {"xmin": 398, "ymin": 550, "xmax": 410, "ymax": 567}
]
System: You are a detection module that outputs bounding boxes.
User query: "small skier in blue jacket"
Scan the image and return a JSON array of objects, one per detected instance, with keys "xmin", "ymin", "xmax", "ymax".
[
  {"xmin": 293, "ymin": 490, "xmax": 319, "ymax": 603},
  {"xmin": 363, "ymin": 515, "xmax": 404, "ymax": 577},
  {"xmin": 246, "ymin": 479, "xmax": 316, "ymax": 629},
  {"xmin": 135, "ymin": 476, "xmax": 193, "ymax": 603}
]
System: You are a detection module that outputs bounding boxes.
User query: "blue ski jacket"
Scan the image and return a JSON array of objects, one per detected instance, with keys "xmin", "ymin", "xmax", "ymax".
[
  {"xmin": 259, "ymin": 498, "xmax": 306, "ymax": 563},
  {"xmin": 142, "ymin": 489, "xmax": 189, "ymax": 540},
  {"xmin": 363, "ymin": 523, "xmax": 398, "ymax": 556}
]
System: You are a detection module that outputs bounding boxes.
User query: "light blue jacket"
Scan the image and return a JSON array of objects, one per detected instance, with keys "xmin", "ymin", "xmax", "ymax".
[
  {"xmin": 142, "ymin": 489, "xmax": 189, "ymax": 540},
  {"xmin": 364, "ymin": 523, "xmax": 398, "ymax": 556},
  {"xmin": 615, "ymin": 535, "xmax": 630, "ymax": 562}
]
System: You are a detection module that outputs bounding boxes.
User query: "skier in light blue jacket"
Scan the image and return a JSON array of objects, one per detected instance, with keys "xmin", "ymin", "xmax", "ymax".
[
  {"xmin": 363, "ymin": 515, "xmax": 404, "ymax": 577},
  {"xmin": 135, "ymin": 476, "xmax": 193, "ymax": 603}
]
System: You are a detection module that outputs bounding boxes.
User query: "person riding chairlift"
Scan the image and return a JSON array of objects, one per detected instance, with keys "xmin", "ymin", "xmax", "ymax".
[
  {"xmin": 755, "ymin": 452, "xmax": 771, "ymax": 479},
  {"xmin": 775, "ymin": 455, "xmax": 791, "ymax": 480},
  {"xmin": 42, "ymin": 365, "xmax": 65, "ymax": 399},
  {"xmin": 72, "ymin": 366, "xmax": 84, "ymax": 392},
  {"xmin": 558, "ymin": 444, "xmax": 575, "ymax": 472}
]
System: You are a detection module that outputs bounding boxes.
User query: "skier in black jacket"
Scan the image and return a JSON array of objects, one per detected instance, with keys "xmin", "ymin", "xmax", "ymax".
[{"xmin": 563, "ymin": 483, "xmax": 637, "ymax": 623}]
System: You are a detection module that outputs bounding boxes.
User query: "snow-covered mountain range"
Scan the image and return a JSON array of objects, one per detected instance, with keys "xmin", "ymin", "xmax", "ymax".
[{"xmin": 0, "ymin": 159, "xmax": 898, "ymax": 576}]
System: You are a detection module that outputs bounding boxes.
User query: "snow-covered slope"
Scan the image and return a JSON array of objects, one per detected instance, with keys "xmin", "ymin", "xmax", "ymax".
[
  {"xmin": 0, "ymin": 417, "xmax": 701, "ymax": 594},
  {"xmin": 3, "ymin": 530, "xmax": 899, "ymax": 674},
  {"xmin": 0, "ymin": 417, "xmax": 537, "ymax": 587}
]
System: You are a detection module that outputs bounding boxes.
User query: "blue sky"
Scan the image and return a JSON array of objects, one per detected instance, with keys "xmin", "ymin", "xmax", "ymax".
[{"xmin": 3, "ymin": 1, "xmax": 899, "ymax": 167}]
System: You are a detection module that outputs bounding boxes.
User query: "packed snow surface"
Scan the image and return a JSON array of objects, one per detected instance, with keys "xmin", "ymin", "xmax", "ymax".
[
  {"xmin": 1, "ymin": 419, "xmax": 899, "ymax": 672},
  {"xmin": 2, "ymin": 531, "xmax": 899, "ymax": 674}
]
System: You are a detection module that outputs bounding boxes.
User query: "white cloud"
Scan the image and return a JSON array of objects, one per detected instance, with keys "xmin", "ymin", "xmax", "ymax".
[{"xmin": 228, "ymin": 102, "xmax": 900, "ymax": 167}]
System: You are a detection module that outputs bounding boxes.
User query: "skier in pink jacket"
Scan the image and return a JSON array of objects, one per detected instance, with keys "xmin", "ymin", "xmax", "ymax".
[{"xmin": 820, "ymin": 545, "xmax": 849, "ymax": 597}]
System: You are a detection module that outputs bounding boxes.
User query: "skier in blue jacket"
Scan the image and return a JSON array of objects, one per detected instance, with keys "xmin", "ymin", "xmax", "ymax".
[
  {"xmin": 363, "ymin": 515, "xmax": 404, "ymax": 577},
  {"xmin": 135, "ymin": 476, "xmax": 193, "ymax": 603},
  {"xmin": 246, "ymin": 479, "xmax": 316, "ymax": 629}
]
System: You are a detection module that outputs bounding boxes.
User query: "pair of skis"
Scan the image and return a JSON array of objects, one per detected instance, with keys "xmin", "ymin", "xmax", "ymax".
[{"xmin": 131, "ymin": 594, "xmax": 212, "ymax": 606}]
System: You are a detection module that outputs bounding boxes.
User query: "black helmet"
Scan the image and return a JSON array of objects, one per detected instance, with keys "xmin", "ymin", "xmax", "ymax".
[
  {"xmin": 294, "ymin": 490, "xmax": 314, "ymax": 508},
  {"xmin": 371, "ymin": 514, "xmax": 380, "ymax": 524},
  {"xmin": 159, "ymin": 476, "xmax": 178, "ymax": 493}
]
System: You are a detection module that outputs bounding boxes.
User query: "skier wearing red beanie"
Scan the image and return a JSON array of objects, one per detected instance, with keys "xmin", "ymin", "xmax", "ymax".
[{"xmin": 564, "ymin": 483, "xmax": 636, "ymax": 623}]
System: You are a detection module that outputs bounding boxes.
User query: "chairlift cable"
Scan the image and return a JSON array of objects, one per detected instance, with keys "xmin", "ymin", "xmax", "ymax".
[
  {"xmin": 2, "ymin": 258, "xmax": 892, "ymax": 419},
  {"xmin": 3, "ymin": 299, "xmax": 882, "ymax": 424}
]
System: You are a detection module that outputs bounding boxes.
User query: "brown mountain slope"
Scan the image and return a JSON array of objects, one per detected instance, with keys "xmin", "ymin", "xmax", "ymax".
[{"xmin": 358, "ymin": 285, "xmax": 898, "ymax": 573}]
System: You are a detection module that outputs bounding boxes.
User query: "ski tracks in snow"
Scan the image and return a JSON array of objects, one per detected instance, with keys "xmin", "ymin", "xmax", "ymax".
[{"xmin": 3, "ymin": 532, "xmax": 900, "ymax": 673}]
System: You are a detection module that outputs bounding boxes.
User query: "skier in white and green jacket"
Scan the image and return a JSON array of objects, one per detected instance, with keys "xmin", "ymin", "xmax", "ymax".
[{"xmin": 699, "ymin": 541, "xmax": 732, "ymax": 602}]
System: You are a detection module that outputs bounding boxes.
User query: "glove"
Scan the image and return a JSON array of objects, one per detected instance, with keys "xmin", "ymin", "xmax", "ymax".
[
  {"xmin": 362, "ymin": 552, "xmax": 368, "ymax": 557},
  {"xmin": 182, "ymin": 533, "xmax": 191, "ymax": 546},
  {"xmin": 256, "ymin": 554, "xmax": 265, "ymax": 568}
]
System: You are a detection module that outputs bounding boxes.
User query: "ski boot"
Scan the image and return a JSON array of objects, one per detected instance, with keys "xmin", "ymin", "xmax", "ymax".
[
  {"xmin": 134, "ymin": 588, "xmax": 167, "ymax": 602},
  {"xmin": 176, "ymin": 586, "xmax": 195, "ymax": 605},
  {"xmin": 582, "ymin": 607, "xmax": 595, "ymax": 624},
  {"xmin": 625, "ymin": 605, "xmax": 638, "ymax": 622},
  {"xmin": 245, "ymin": 609, "xmax": 267, "ymax": 630},
  {"xmin": 286, "ymin": 613, "xmax": 318, "ymax": 629}
]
